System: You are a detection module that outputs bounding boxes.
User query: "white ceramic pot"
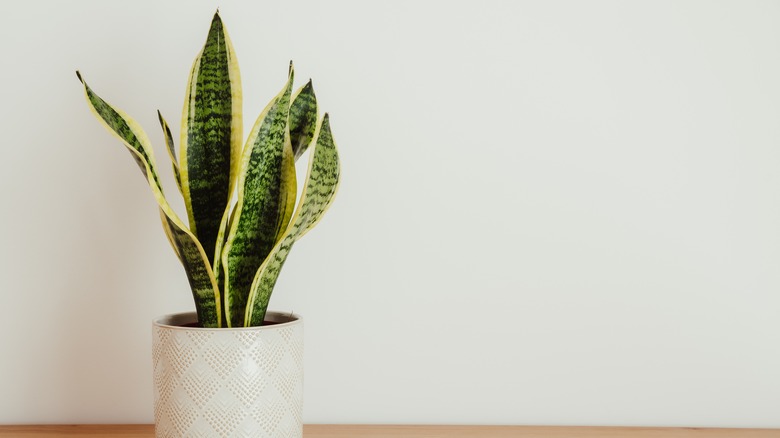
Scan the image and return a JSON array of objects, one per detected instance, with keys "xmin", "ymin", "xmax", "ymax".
[{"xmin": 152, "ymin": 311, "xmax": 304, "ymax": 438}]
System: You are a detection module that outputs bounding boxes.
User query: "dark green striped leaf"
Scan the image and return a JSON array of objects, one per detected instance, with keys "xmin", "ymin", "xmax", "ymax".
[
  {"xmin": 78, "ymin": 73, "xmax": 222, "ymax": 327},
  {"xmin": 157, "ymin": 111, "xmax": 182, "ymax": 193},
  {"xmin": 289, "ymin": 80, "xmax": 318, "ymax": 160},
  {"xmin": 211, "ymin": 203, "xmax": 235, "ymax": 326},
  {"xmin": 180, "ymin": 11, "xmax": 242, "ymax": 266},
  {"xmin": 244, "ymin": 114, "xmax": 341, "ymax": 327},
  {"xmin": 221, "ymin": 68, "xmax": 297, "ymax": 327},
  {"xmin": 159, "ymin": 212, "xmax": 222, "ymax": 327}
]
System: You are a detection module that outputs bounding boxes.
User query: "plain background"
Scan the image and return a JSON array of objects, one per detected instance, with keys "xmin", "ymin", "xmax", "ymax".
[{"xmin": 1, "ymin": 0, "xmax": 779, "ymax": 427}]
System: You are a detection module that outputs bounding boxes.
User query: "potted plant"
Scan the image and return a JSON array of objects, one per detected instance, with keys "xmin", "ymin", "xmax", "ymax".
[{"xmin": 77, "ymin": 11, "xmax": 340, "ymax": 438}]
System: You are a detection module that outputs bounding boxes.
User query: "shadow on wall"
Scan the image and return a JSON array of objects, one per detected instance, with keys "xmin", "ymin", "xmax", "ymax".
[{"xmin": 45, "ymin": 123, "xmax": 162, "ymax": 420}]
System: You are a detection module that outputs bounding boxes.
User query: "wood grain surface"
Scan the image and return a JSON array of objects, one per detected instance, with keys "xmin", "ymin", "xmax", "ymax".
[{"xmin": 0, "ymin": 425, "xmax": 778, "ymax": 437}]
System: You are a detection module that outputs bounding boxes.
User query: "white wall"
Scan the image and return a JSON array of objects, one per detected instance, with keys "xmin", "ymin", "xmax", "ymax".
[{"xmin": 1, "ymin": 0, "xmax": 779, "ymax": 427}]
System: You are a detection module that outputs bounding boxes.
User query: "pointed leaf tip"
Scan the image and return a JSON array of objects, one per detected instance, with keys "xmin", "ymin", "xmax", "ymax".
[{"xmin": 76, "ymin": 70, "xmax": 83, "ymax": 83}]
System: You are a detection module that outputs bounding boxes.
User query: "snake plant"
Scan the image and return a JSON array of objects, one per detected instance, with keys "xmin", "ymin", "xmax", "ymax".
[{"xmin": 77, "ymin": 12, "xmax": 341, "ymax": 327}]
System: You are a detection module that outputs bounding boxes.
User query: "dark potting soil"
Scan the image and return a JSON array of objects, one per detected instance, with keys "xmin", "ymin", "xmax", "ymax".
[{"xmin": 180, "ymin": 320, "xmax": 284, "ymax": 328}]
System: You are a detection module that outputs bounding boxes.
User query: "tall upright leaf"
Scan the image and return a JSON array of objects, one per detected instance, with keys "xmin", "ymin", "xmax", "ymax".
[
  {"xmin": 221, "ymin": 68, "xmax": 297, "ymax": 327},
  {"xmin": 180, "ymin": 11, "xmax": 242, "ymax": 265},
  {"xmin": 244, "ymin": 114, "xmax": 340, "ymax": 326},
  {"xmin": 289, "ymin": 80, "xmax": 318, "ymax": 160},
  {"xmin": 78, "ymin": 73, "xmax": 222, "ymax": 327},
  {"xmin": 157, "ymin": 111, "xmax": 182, "ymax": 193}
]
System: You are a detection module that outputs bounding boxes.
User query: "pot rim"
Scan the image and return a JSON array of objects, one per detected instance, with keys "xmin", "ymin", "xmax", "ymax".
[{"xmin": 153, "ymin": 311, "xmax": 302, "ymax": 331}]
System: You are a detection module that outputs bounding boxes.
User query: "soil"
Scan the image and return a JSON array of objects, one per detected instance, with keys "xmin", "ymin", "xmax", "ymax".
[{"xmin": 180, "ymin": 320, "xmax": 284, "ymax": 328}]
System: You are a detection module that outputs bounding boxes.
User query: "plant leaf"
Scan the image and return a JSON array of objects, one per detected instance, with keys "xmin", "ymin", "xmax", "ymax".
[
  {"xmin": 179, "ymin": 11, "xmax": 243, "ymax": 266},
  {"xmin": 211, "ymin": 197, "xmax": 234, "ymax": 326},
  {"xmin": 157, "ymin": 111, "xmax": 182, "ymax": 193},
  {"xmin": 289, "ymin": 80, "xmax": 318, "ymax": 160},
  {"xmin": 78, "ymin": 72, "xmax": 222, "ymax": 327},
  {"xmin": 244, "ymin": 113, "xmax": 341, "ymax": 327},
  {"xmin": 221, "ymin": 67, "xmax": 297, "ymax": 327}
]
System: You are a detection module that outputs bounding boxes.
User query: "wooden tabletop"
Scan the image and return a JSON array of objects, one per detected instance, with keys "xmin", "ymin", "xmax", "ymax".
[{"xmin": 0, "ymin": 425, "xmax": 779, "ymax": 437}]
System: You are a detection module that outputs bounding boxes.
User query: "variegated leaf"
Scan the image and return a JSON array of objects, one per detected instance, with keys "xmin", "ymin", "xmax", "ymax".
[
  {"xmin": 157, "ymin": 111, "xmax": 182, "ymax": 193},
  {"xmin": 180, "ymin": 11, "xmax": 242, "ymax": 266},
  {"xmin": 221, "ymin": 67, "xmax": 296, "ymax": 327},
  {"xmin": 289, "ymin": 80, "xmax": 318, "ymax": 160},
  {"xmin": 244, "ymin": 114, "xmax": 340, "ymax": 327},
  {"xmin": 78, "ymin": 72, "xmax": 222, "ymax": 327}
]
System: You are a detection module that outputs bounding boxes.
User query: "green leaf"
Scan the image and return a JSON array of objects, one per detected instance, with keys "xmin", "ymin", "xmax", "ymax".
[
  {"xmin": 157, "ymin": 111, "xmax": 182, "ymax": 193},
  {"xmin": 159, "ymin": 212, "xmax": 222, "ymax": 327},
  {"xmin": 244, "ymin": 113, "xmax": 341, "ymax": 327},
  {"xmin": 78, "ymin": 72, "xmax": 222, "ymax": 327},
  {"xmin": 180, "ymin": 11, "xmax": 243, "ymax": 266},
  {"xmin": 289, "ymin": 80, "xmax": 318, "ymax": 160},
  {"xmin": 221, "ymin": 66, "xmax": 297, "ymax": 327}
]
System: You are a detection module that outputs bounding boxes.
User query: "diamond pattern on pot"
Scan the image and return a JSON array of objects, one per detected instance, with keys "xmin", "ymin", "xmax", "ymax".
[
  {"xmin": 180, "ymin": 366, "xmax": 220, "ymax": 408},
  {"xmin": 250, "ymin": 334, "xmax": 286, "ymax": 375},
  {"xmin": 288, "ymin": 330, "xmax": 305, "ymax": 374},
  {"xmin": 152, "ymin": 328, "xmax": 171, "ymax": 364},
  {"xmin": 203, "ymin": 399, "xmax": 248, "ymax": 436},
  {"xmin": 272, "ymin": 365, "xmax": 300, "ymax": 408},
  {"xmin": 167, "ymin": 394, "xmax": 199, "ymax": 437},
  {"xmin": 186, "ymin": 330, "xmax": 215, "ymax": 348},
  {"xmin": 168, "ymin": 334, "xmax": 198, "ymax": 377},
  {"xmin": 251, "ymin": 398, "xmax": 288, "ymax": 436},
  {"xmin": 234, "ymin": 330, "xmax": 260, "ymax": 349},
  {"xmin": 227, "ymin": 364, "xmax": 270, "ymax": 407},
  {"xmin": 153, "ymin": 364, "xmax": 177, "ymax": 413},
  {"xmin": 153, "ymin": 314, "xmax": 304, "ymax": 438},
  {"xmin": 202, "ymin": 337, "xmax": 247, "ymax": 380}
]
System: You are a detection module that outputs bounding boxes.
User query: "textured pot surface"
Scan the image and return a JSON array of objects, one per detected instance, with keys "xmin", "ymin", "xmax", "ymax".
[{"xmin": 152, "ymin": 311, "xmax": 304, "ymax": 438}]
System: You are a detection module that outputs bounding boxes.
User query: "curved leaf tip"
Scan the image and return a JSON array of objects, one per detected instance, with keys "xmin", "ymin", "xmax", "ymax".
[
  {"xmin": 289, "ymin": 79, "xmax": 318, "ymax": 160},
  {"xmin": 75, "ymin": 70, "xmax": 83, "ymax": 83}
]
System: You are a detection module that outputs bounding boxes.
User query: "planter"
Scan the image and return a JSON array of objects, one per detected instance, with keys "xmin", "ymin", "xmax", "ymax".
[{"xmin": 152, "ymin": 311, "xmax": 304, "ymax": 438}]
